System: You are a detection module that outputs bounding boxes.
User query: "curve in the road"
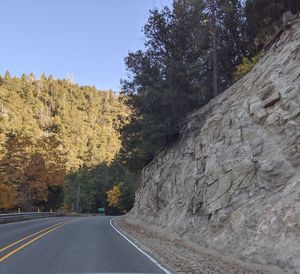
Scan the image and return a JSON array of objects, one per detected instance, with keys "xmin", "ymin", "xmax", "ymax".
[
  {"xmin": 110, "ymin": 218, "xmax": 172, "ymax": 274},
  {"xmin": 0, "ymin": 216, "xmax": 171, "ymax": 274}
]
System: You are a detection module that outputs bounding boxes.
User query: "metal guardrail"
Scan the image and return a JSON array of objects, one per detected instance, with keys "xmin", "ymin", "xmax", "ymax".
[{"xmin": 0, "ymin": 212, "xmax": 66, "ymax": 224}]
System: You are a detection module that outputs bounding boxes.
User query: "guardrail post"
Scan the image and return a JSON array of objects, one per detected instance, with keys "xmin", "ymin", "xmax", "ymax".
[{"xmin": 18, "ymin": 208, "xmax": 21, "ymax": 214}]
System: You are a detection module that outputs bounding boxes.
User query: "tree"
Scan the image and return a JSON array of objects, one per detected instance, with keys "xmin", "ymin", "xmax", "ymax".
[
  {"xmin": 4, "ymin": 70, "xmax": 11, "ymax": 80},
  {"xmin": 234, "ymin": 55, "xmax": 258, "ymax": 80},
  {"xmin": 208, "ymin": 0, "xmax": 219, "ymax": 96},
  {"xmin": 121, "ymin": 1, "xmax": 211, "ymax": 170},
  {"xmin": 121, "ymin": 0, "xmax": 249, "ymax": 171},
  {"xmin": 217, "ymin": 0, "xmax": 246, "ymax": 87},
  {"xmin": 119, "ymin": 180, "xmax": 136, "ymax": 213},
  {"xmin": 0, "ymin": 132, "xmax": 66, "ymax": 210},
  {"xmin": 244, "ymin": 0, "xmax": 300, "ymax": 56},
  {"xmin": 0, "ymin": 183, "xmax": 17, "ymax": 210},
  {"xmin": 0, "ymin": 72, "xmax": 129, "ymax": 212},
  {"xmin": 107, "ymin": 184, "xmax": 122, "ymax": 208}
]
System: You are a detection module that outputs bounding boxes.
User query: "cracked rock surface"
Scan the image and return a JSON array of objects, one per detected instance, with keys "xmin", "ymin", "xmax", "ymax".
[{"xmin": 127, "ymin": 21, "xmax": 300, "ymax": 273}]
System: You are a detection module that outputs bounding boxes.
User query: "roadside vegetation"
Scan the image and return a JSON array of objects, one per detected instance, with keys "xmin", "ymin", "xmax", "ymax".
[
  {"xmin": 0, "ymin": 0, "xmax": 299, "ymax": 214},
  {"xmin": 0, "ymin": 73, "xmax": 132, "ymax": 213},
  {"xmin": 120, "ymin": 0, "xmax": 300, "ymax": 170}
]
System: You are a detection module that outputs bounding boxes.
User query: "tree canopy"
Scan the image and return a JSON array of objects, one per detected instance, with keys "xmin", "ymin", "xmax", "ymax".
[
  {"xmin": 120, "ymin": 0, "xmax": 299, "ymax": 171},
  {"xmin": 0, "ymin": 74, "xmax": 130, "ymax": 212},
  {"xmin": 1, "ymin": 0, "xmax": 298, "ymax": 213}
]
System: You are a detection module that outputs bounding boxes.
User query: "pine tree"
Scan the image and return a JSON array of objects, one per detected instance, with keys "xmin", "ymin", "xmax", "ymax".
[{"xmin": 208, "ymin": 0, "xmax": 219, "ymax": 96}]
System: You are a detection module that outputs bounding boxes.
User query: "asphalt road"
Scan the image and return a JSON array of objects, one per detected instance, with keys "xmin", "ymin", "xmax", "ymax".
[{"xmin": 0, "ymin": 216, "xmax": 167, "ymax": 274}]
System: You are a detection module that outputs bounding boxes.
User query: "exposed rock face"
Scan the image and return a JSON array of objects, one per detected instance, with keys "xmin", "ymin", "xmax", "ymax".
[{"xmin": 128, "ymin": 22, "xmax": 300, "ymax": 273}]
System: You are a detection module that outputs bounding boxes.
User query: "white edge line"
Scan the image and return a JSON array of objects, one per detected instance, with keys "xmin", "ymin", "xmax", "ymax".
[{"xmin": 110, "ymin": 217, "xmax": 173, "ymax": 274}]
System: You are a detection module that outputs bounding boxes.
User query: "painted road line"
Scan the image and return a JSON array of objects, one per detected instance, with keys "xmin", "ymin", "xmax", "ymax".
[
  {"xmin": 0, "ymin": 220, "xmax": 74, "ymax": 262},
  {"xmin": 0, "ymin": 220, "xmax": 70, "ymax": 254},
  {"xmin": 110, "ymin": 217, "xmax": 173, "ymax": 274}
]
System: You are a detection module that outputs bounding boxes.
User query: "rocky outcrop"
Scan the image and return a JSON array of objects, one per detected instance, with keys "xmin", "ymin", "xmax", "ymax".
[{"xmin": 128, "ymin": 21, "xmax": 300, "ymax": 273}]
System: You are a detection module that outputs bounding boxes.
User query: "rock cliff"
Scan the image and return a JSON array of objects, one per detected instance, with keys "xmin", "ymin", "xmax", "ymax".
[{"xmin": 128, "ymin": 21, "xmax": 300, "ymax": 273}]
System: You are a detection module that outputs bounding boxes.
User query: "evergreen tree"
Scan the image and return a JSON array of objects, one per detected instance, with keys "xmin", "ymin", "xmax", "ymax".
[
  {"xmin": 121, "ymin": 0, "xmax": 248, "ymax": 170},
  {"xmin": 244, "ymin": 0, "xmax": 300, "ymax": 56},
  {"xmin": 207, "ymin": 0, "xmax": 219, "ymax": 96},
  {"xmin": 121, "ymin": 1, "xmax": 212, "ymax": 170}
]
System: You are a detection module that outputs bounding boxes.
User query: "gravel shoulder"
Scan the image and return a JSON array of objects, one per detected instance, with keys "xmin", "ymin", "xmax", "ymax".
[{"xmin": 115, "ymin": 217, "xmax": 282, "ymax": 274}]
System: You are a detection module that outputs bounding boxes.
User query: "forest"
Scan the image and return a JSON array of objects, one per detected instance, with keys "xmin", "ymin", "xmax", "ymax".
[
  {"xmin": 0, "ymin": 73, "xmax": 134, "ymax": 213},
  {"xmin": 0, "ymin": 0, "xmax": 299, "ymax": 213},
  {"xmin": 121, "ymin": 0, "xmax": 300, "ymax": 170}
]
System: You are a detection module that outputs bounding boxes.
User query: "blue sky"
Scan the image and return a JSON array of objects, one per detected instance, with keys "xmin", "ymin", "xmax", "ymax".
[{"xmin": 0, "ymin": 0, "xmax": 172, "ymax": 91}]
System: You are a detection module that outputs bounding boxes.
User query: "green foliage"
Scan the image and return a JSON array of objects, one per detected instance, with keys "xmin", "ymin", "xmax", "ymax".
[
  {"xmin": 121, "ymin": 0, "xmax": 247, "ymax": 171},
  {"xmin": 2, "ymin": 0, "xmax": 296, "ymax": 213},
  {"xmin": 244, "ymin": 0, "xmax": 300, "ymax": 55},
  {"xmin": 63, "ymin": 158, "xmax": 138, "ymax": 214},
  {"xmin": 234, "ymin": 56, "xmax": 259, "ymax": 80},
  {"xmin": 0, "ymin": 73, "xmax": 131, "ymax": 212},
  {"xmin": 0, "ymin": 74, "xmax": 128, "ymax": 171},
  {"xmin": 64, "ymin": 167, "xmax": 97, "ymax": 213},
  {"xmin": 120, "ymin": 0, "xmax": 299, "ymax": 174},
  {"xmin": 119, "ymin": 179, "xmax": 136, "ymax": 213}
]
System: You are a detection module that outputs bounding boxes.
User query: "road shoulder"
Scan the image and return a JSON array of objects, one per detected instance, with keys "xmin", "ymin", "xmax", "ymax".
[{"xmin": 115, "ymin": 216, "xmax": 280, "ymax": 274}]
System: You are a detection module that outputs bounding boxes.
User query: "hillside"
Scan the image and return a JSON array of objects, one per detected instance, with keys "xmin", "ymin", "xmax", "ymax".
[
  {"xmin": 0, "ymin": 74, "xmax": 129, "ymax": 210},
  {"xmin": 125, "ymin": 20, "xmax": 300, "ymax": 273},
  {"xmin": 0, "ymin": 74, "xmax": 128, "ymax": 169}
]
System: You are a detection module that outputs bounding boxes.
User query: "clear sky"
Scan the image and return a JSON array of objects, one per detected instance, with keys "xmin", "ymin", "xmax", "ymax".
[{"xmin": 0, "ymin": 0, "xmax": 172, "ymax": 91}]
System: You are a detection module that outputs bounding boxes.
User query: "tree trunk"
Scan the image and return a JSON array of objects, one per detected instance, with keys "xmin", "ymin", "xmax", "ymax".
[{"xmin": 210, "ymin": 0, "xmax": 219, "ymax": 97}]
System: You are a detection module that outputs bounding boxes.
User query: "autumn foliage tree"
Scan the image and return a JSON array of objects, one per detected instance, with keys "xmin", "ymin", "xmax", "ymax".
[
  {"xmin": 106, "ymin": 184, "xmax": 122, "ymax": 209},
  {"xmin": 0, "ymin": 73, "xmax": 130, "ymax": 212},
  {"xmin": 0, "ymin": 182, "xmax": 17, "ymax": 210},
  {"xmin": 0, "ymin": 132, "xmax": 66, "ymax": 211}
]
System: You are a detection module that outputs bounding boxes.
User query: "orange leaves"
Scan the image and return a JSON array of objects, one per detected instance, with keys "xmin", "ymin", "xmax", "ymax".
[
  {"xmin": 0, "ymin": 132, "xmax": 66, "ymax": 210},
  {"xmin": 106, "ymin": 184, "xmax": 122, "ymax": 208},
  {"xmin": 0, "ymin": 183, "xmax": 17, "ymax": 209}
]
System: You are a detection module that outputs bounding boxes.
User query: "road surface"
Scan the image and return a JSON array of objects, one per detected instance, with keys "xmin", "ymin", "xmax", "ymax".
[{"xmin": 0, "ymin": 216, "xmax": 167, "ymax": 274}]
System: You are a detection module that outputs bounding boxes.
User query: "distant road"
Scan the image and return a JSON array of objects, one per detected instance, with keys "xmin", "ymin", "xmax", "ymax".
[{"xmin": 0, "ymin": 216, "xmax": 167, "ymax": 274}]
